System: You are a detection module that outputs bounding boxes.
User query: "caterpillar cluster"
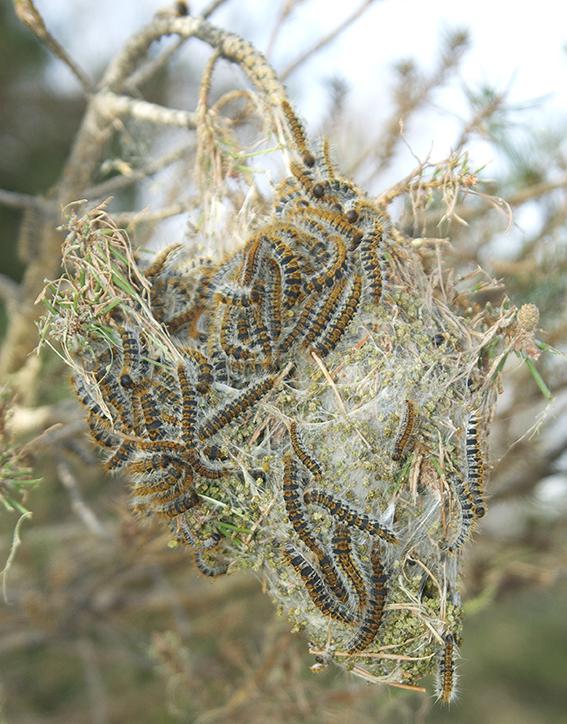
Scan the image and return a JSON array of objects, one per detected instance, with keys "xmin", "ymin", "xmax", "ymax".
[{"xmin": 66, "ymin": 93, "xmax": 494, "ymax": 696}]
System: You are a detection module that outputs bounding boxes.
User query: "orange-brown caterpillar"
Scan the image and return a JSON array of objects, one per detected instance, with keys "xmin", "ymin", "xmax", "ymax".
[
  {"xmin": 154, "ymin": 490, "xmax": 200, "ymax": 519},
  {"xmin": 294, "ymin": 206, "xmax": 363, "ymax": 248},
  {"xmin": 392, "ymin": 399, "xmax": 416, "ymax": 462},
  {"xmin": 118, "ymin": 327, "xmax": 143, "ymax": 388},
  {"xmin": 97, "ymin": 373, "xmax": 133, "ymax": 430},
  {"xmin": 137, "ymin": 387, "xmax": 167, "ymax": 441},
  {"xmin": 272, "ymin": 239, "xmax": 302, "ymax": 309},
  {"xmin": 198, "ymin": 374, "xmax": 278, "ymax": 440},
  {"xmin": 359, "ymin": 237, "xmax": 384, "ymax": 305},
  {"xmin": 289, "ymin": 160, "xmax": 325, "ymax": 199},
  {"xmin": 86, "ymin": 411, "xmax": 119, "ymax": 449},
  {"xmin": 266, "ymin": 259, "xmax": 283, "ymax": 341},
  {"xmin": 279, "ymin": 294, "xmax": 319, "ymax": 351},
  {"xmin": 177, "ymin": 364, "xmax": 197, "ymax": 444},
  {"xmin": 465, "ymin": 412, "xmax": 486, "ymax": 518},
  {"xmin": 436, "ymin": 633, "xmax": 458, "ymax": 704},
  {"xmin": 307, "ymin": 235, "xmax": 348, "ymax": 293},
  {"xmin": 281, "ymin": 100, "xmax": 316, "ymax": 168},
  {"xmin": 183, "ymin": 348, "xmax": 214, "ymax": 395},
  {"xmin": 303, "ymin": 489, "xmax": 398, "ymax": 544},
  {"xmin": 288, "ymin": 421, "xmax": 322, "ymax": 478},
  {"xmin": 344, "ymin": 541, "xmax": 388, "ymax": 653},
  {"xmin": 282, "ymin": 453, "xmax": 322, "ymax": 556},
  {"xmin": 240, "ymin": 234, "xmax": 265, "ymax": 286},
  {"xmin": 249, "ymin": 303, "xmax": 273, "ymax": 362},
  {"xmin": 282, "ymin": 455, "xmax": 348, "ymax": 602},
  {"xmin": 448, "ymin": 475, "xmax": 475, "ymax": 551},
  {"xmin": 303, "ymin": 279, "xmax": 347, "ymax": 348},
  {"xmin": 311, "ymin": 274, "xmax": 363, "ymax": 357},
  {"xmin": 283, "ymin": 543, "xmax": 355, "ymax": 624},
  {"xmin": 320, "ymin": 137, "xmax": 335, "ymax": 180},
  {"xmin": 332, "ymin": 524, "xmax": 368, "ymax": 611},
  {"xmin": 103, "ymin": 441, "xmax": 135, "ymax": 472}
]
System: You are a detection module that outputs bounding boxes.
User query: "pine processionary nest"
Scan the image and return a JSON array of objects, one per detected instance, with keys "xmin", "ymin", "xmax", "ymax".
[{"xmin": 40, "ymin": 17, "xmax": 524, "ymax": 701}]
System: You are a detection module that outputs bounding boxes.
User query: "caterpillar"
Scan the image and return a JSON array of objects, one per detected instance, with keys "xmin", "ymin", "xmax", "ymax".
[
  {"xmin": 249, "ymin": 303, "xmax": 273, "ymax": 362},
  {"xmin": 96, "ymin": 372, "xmax": 133, "ymax": 430},
  {"xmin": 465, "ymin": 412, "xmax": 486, "ymax": 518},
  {"xmin": 103, "ymin": 441, "xmax": 136, "ymax": 472},
  {"xmin": 86, "ymin": 411, "xmax": 119, "ymax": 449},
  {"xmin": 435, "ymin": 633, "xmax": 458, "ymax": 704},
  {"xmin": 332, "ymin": 524, "xmax": 368, "ymax": 612},
  {"xmin": 118, "ymin": 327, "xmax": 143, "ymax": 389},
  {"xmin": 283, "ymin": 456, "xmax": 349, "ymax": 602},
  {"xmin": 289, "ymin": 160, "xmax": 325, "ymax": 199},
  {"xmin": 320, "ymin": 137, "xmax": 336, "ymax": 181},
  {"xmin": 240, "ymin": 233, "xmax": 265, "ymax": 286},
  {"xmin": 344, "ymin": 541, "xmax": 388, "ymax": 653},
  {"xmin": 272, "ymin": 239, "xmax": 303, "ymax": 309},
  {"xmin": 392, "ymin": 399, "xmax": 417, "ymax": 462},
  {"xmin": 177, "ymin": 364, "xmax": 198, "ymax": 444},
  {"xmin": 266, "ymin": 260, "xmax": 283, "ymax": 341},
  {"xmin": 294, "ymin": 206, "xmax": 363, "ymax": 249},
  {"xmin": 303, "ymin": 489, "xmax": 398, "ymax": 544},
  {"xmin": 154, "ymin": 490, "xmax": 200, "ymax": 519},
  {"xmin": 282, "ymin": 543, "xmax": 355, "ymax": 624},
  {"xmin": 306, "ymin": 235, "xmax": 348, "ymax": 293},
  {"xmin": 278, "ymin": 294, "xmax": 320, "ymax": 351},
  {"xmin": 197, "ymin": 374, "xmax": 279, "ymax": 440},
  {"xmin": 194, "ymin": 553, "xmax": 229, "ymax": 577},
  {"xmin": 183, "ymin": 348, "xmax": 214, "ymax": 395},
  {"xmin": 303, "ymin": 279, "xmax": 347, "ymax": 348},
  {"xmin": 311, "ymin": 274, "xmax": 363, "ymax": 357},
  {"xmin": 359, "ymin": 237, "xmax": 384, "ymax": 305},
  {"xmin": 281, "ymin": 100, "xmax": 316, "ymax": 168},
  {"xmin": 447, "ymin": 475, "xmax": 476, "ymax": 551},
  {"xmin": 138, "ymin": 387, "xmax": 166, "ymax": 441},
  {"xmin": 288, "ymin": 421, "xmax": 322, "ymax": 478},
  {"xmin": 282, "ymin": 453, "xmax": 322, "ymax": 556}
]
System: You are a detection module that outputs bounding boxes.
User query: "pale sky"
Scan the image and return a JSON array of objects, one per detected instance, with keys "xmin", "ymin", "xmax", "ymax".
[
  {"xmin": 41, "ymin": 0, "xmax": 567, "ymax": 171},
  {"xmin": 38, "ymin": 0, "xmax": 567, "ymax": 248}
]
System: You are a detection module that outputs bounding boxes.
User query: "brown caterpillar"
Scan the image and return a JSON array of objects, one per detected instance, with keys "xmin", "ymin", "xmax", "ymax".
[
  {"xmin": 138, "ymin": 387, "xmax": 166, "ymax": 441},
  {"xmin": 282, "ymin": 453, "xmax": 322, "ymax": 556},
  {"xmin": 103, "ymin": 441, "xmax": 135, "ymax": 472},
  {"xmin": 303, "ymin": 489, "xmax": 398, "ymax": 544},
  {"xmin": 198, "ymin": 374, "xmax": 279, "ymax": 440},
  {"xmin": 289, "ymin": 160, "xmax": 325, "ymax": 199},
  {"xmin": 303, "ymin": 279, "xmax": 347, "ymax": 347},
  {"xmin": 359, "ymin": 237, "xmax": 384, "ymax": 305},
  {"xmin": 332, "ymin": 524, "xmax": 368, "ymax": 612},
  {"xmin": 436, "ymin": 633, "xmax": 458, "ymax": 704},
  {"xmin": 272, "ymin": 239, "xmax": 303, "ymax": 309},
  {"xmin": 307, "ymin": 235, "xmax": 348, "ymax": 293},
  {"xmin": 183, "ymin": 347, "xmax": 214, "ymax": 395},
  {"xmin": 311, "ymin": 274, "xmax": 362, "ymax": 357},
  {"xmin": 288, "ymin": 421, "xmax": 322, "ymax": 478},
  {"xmin": 281, "ymin": 100, "xmax": 316, "ymax": 167},
  {"xmin": 97, "ymin": 372, "xmax": 133, "ymax": 430},
  {"xmin": 283, "ymin": 543, "xmax": 355, "ymax": 624},
  {"xmin": 177, "ymin": 364, "xmax": 197, "ymax": 444},
  {"xmin": 279, "ymin": 294, "xmax": 320, "ymax": 351},
  {"xmin": 392, "ymin": 399, "xmax": 417, "ymax": 462},
  {"xmin": 294, "ymin": 206, "xmax": 363, "ymax": 248},
  {"xmin": 118, "ymin": 327, "xmax": 143, "ymax": 388},
  {"xmin": 447, "ymin": 475, "xmax": 475, "ymax": 551},
  {"xmin": 344, "ymin": 541, "xmax": 388, "ymax": 653},
  {"xmin": 465, "ymin": 412, "xmax": 486, "ymax": 518}
]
